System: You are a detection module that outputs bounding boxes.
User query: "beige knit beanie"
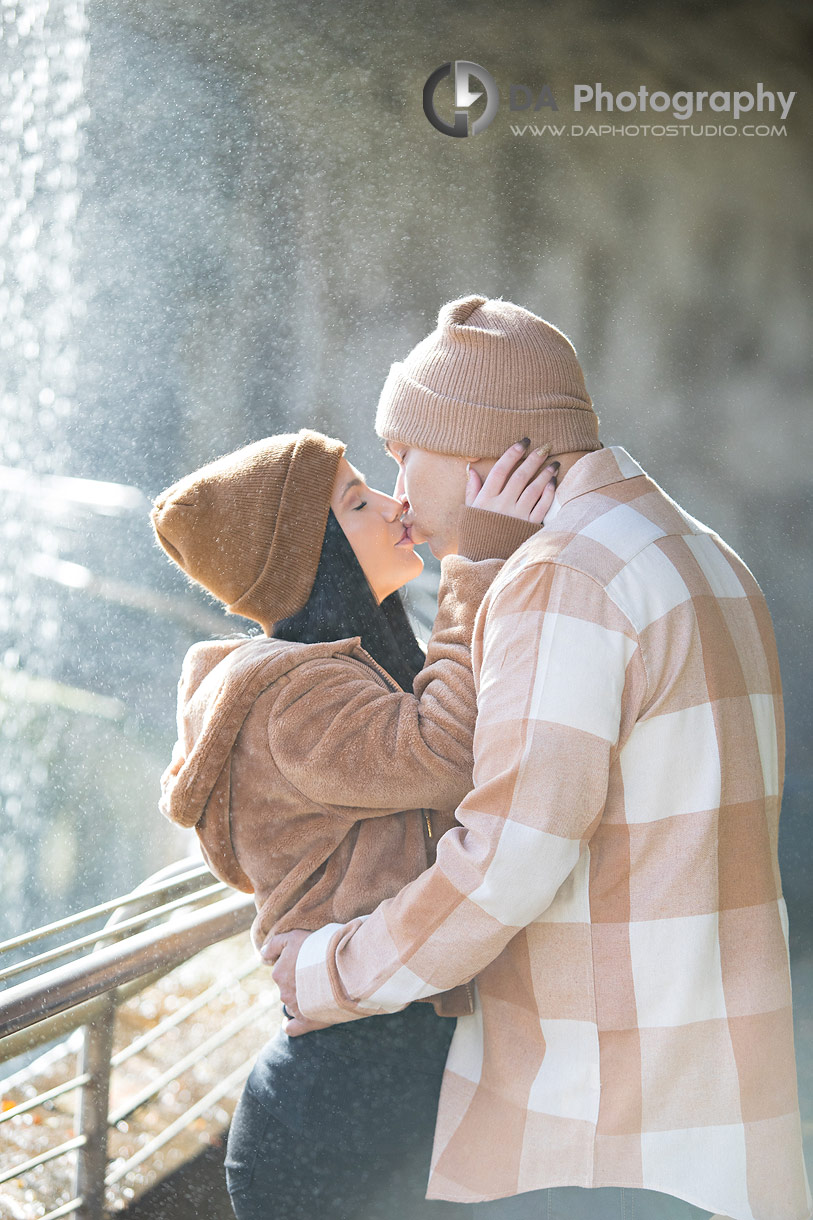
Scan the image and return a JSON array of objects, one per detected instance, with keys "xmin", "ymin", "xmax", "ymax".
[
  {"xmin": 151, "ymin": 430, "xmax": 346, "ymax": 634},
  {"xmin": 375, "ymin": 294, "xmax": 600, "ymax": 457}
]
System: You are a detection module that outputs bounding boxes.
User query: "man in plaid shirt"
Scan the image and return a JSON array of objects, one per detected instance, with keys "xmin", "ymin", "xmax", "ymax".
[{"xmin": 268, "ymin": 296, "xmax": 811, "ymax": 1220}]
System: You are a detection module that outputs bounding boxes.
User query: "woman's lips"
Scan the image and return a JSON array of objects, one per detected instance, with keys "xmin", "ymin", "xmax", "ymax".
[{"xmin": 395, "ymin": 526, "xmax": 413, "ymax": 547}]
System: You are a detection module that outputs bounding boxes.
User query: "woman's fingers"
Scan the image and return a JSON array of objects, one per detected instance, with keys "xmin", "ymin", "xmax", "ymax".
[
  {"xmin": 472, "ymin": 442, "xmax": 557, "ymax": 520},
  {"xmin": 502, "ymin": 445, "xmax": 553, "ymax": 498},
  {"xmin": 480, "ymin": 441, "xmax": 552, "ymax": 501},
  {"xmin": 464, "ymin": 463, "xmax": 483, "ymax": 506},
  {"xmin": 476, "ymin": 444, "xmax": 551, "ymax": 509},
  {"xmin": 524, "ymin": 466, "xmax": 559, "ymax": 523},
  {"xmin": 478, "ymin": 440, "xmax": 533, "ymax": 498},
  {"xmin": 515, "ymin": 461, "xmax": 559, "ymax": 508}
]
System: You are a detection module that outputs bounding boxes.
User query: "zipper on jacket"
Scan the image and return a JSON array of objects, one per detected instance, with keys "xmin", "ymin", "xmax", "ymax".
[
  {"xmin": 422, "ymin": 810, "xmax": 435, "ymax": 866},
  {"xmin": 341, "ymin": 650, "xmax": 403, "ymax": 692}
]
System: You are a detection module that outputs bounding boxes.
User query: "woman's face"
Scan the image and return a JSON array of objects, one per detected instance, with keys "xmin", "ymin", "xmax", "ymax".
[{"xmin": 330, "ymin": 456, "xmax": 423, "ymax": 602}]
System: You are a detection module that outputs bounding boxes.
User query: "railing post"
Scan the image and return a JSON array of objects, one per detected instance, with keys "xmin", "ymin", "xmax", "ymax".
[{"xmin": 74, "ymin": 995, "xmax": 115, "ymax": 1220}]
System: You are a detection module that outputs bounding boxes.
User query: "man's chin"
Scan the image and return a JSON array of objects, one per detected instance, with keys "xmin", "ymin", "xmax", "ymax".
[
  {"xmin": 410, "ymin": 526, "xmax": 453, "ymax": 561},
  {"xmin": 426, "ymin": 538, "xmax": 454, "ymax": 561}
]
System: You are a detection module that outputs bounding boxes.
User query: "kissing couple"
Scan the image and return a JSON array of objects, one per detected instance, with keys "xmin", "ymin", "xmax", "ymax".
[{"xmin": 152, "ymin": 295, "xmax": 809, "ymax": 1220}]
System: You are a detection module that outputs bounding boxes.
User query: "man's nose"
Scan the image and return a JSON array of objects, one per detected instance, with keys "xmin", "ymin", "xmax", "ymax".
[
  {"xmin": 379, "ymin": 491, "xmax": 406, "ymax": 523},
  {"xmin": 392, "ymin": 467, "xmax": 406, "ymax": 503}
]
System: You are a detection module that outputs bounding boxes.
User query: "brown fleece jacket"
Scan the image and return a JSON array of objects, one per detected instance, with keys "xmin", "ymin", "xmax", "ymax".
[{"xmin": 159, "ymin": 509, "xmax": 539, "ymax": 1017}]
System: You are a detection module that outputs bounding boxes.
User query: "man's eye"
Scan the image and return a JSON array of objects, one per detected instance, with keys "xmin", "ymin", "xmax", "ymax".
[{"xmin": 352, "ymin": 500, "xmax": 368, "ymax": 512}]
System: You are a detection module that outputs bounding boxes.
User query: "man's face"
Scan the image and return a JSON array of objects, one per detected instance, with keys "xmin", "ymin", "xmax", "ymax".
[{"xmin": 385, "ymin": 441, "xmax": 470, "ymax": 559}]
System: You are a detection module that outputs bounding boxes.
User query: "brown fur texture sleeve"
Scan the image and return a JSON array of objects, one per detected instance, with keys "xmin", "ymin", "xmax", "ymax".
[{"xmin": 268, "ymin": 555, "xmax": 505, "ymax": 815}]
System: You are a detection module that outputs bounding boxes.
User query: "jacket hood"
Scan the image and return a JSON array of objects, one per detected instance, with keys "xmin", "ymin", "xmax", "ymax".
[{"xmin": 159, "ymin": 633, "xmax": 364, "ymax": 835}]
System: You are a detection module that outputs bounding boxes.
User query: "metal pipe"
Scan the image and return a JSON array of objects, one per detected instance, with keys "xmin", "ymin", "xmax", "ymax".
[
  {"xmin": 0, "ymin": 872, "xmax": 261, "ymax": 1215},
  {"xmin": 110, "ymin": 959, "xmax": 259, "ymax": 1068},
  {"xmin": 0, "ymin": 1070, "xmax": 91, "ymax": 1123},
  {"xmin": 74, "ymin": 997, "xmax": 116, "ymax": 1220},
  {"xmin": 0, "ymin": 882, "xmax": 227, "ymax": 984},
  {"xmin": 0, "ymin": 966, "xmax": 169, "ymax": 1064},
  {"xmin": 0, "ymin": 892, "xmax": 255, "ymax": 1039},
  {"xmin": 40, "ymin": 1198, "xmax": 83, "ymax": 1220},
  {"xmin": 0, "ymin": 1135, "xmax": 87, "ymax": 1186},
  {"xmin": 0, "ymin": 863, "xmax": 211, "ymax": 955},
  {"xmin": 105, "ymin": 1055, "xmax": 257, "ymax": 1188},
  {"xmin": 108, "ymin": 994, "xmax": 276, "ymax": 1125}
]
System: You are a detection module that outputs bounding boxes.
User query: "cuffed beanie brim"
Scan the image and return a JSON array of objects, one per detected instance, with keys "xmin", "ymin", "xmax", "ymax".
[
  {"xmin": 376, "ymin": 295, "xmax": 600, "ymax": 458},
  {"xmin": 151, "ymin": 430, "xmax": 346, "ymax": 633}
]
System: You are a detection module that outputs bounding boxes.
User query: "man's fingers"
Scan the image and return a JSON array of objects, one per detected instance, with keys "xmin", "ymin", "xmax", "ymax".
[
  {"xmin": 284, "ymin": 1015, "xmax": 328, "ymax": 1037},
  {"xmin": 260, "ymin": 933, "xmax": 288, "ymax": 963},
  {"xmin": 283, "ymin": 1017, "xmax": 309, "ymax": 1036}
]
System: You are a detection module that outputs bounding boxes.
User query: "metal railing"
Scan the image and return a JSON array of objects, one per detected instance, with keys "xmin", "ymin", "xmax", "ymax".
[{"xmin": 0, "ymin": 860, "xmax": 275, "ymax": 1220}]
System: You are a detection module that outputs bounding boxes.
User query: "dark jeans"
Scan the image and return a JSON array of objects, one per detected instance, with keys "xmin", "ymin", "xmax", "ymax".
[
  {"xmin": 470, "ymin": 1187, "xmax": 711, "ymax": 1218},
  {"xmin": 225, "ymin": 1002, "xmax": 468, "ymax": 1220},
  {"xmin": 226, "ymin": 1004, "xmax": 711, "ymax": 1220}
]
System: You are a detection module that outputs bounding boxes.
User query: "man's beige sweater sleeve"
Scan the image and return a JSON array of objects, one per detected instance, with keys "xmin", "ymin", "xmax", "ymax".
[{"xmin": 295, "ymin": 557, "xmax": 644, "ymax": 1024}]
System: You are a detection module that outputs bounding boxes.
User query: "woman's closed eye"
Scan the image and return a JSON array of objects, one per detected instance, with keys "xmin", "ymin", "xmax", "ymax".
[{"xmin": 352, "ymin": 500, "xmax": 368, "ymax": 511}]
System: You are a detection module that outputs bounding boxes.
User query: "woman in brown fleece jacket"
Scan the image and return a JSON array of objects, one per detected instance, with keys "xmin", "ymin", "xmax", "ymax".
[{"xmin": 151, "ymin": 430, "xmax": 556, "ymax": 1220}]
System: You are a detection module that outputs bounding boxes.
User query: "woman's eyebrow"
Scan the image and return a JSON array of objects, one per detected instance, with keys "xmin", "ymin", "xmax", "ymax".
[{"xmin": 341, "ymin": 475, "xmax": 365, "ymax": 501}]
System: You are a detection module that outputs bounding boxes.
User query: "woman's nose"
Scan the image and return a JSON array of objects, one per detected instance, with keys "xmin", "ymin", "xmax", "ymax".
[{"xmin": 379, "ymin": 492, "xmax": 404, "ymax": 522}]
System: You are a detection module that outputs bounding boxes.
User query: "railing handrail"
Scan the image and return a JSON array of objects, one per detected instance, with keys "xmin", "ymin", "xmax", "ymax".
[
  {"xmin": 0, "ymin": 862, "xmax": 214, "ymax": 956},
  {"xmin": 0, "ymin": 890, "xmax": 255, "ymax": 1041},
  {"xmin": 0, "ymin": 865, "xmax": 268, "ymax": 1220},
  {"xmin": 0, "ymin": 881, "xmax": 230, "ymax": 986}
]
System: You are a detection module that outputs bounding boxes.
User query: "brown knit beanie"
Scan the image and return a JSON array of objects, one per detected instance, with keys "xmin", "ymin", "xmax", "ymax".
[
  {"xmin": 375, "ymin": 294, "xmax": 600, "ymax": 457},
  {"xmin": 151, "ymin": 429, "xmax": 346, "ymax": 634}
]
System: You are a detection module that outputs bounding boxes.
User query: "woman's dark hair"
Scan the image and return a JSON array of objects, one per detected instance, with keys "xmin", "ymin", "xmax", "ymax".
[{"xmin": 272, "ymin": 509, "xmax": 426, "ymax": 692}]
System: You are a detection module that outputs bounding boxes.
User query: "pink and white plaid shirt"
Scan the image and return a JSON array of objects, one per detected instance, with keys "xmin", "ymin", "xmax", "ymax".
[{"xmin": 295, "ymin": 446, "xmax": 811, "ymax": 1219}]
